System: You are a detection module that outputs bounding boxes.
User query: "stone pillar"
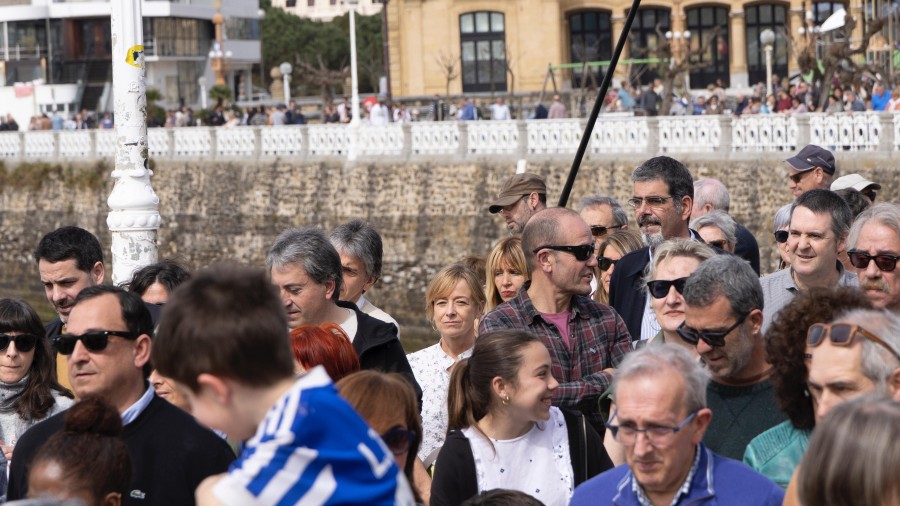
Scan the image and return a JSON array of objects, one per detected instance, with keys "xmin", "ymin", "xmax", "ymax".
[
  {"xmin": 878, "ymin": 111, "xmax": 894, "ymax": 152},
  {"xmin": 611, "ymin": 12, "xmax": 628, "ymax": 83},
  {"xmin": 729, "ymin": 9, "xmax": 749, "ymax": 88},
  {"xmin": 107, "ymin": 0, "xmax": 161, "ymax": 286},
  {"xmin": 718, "ymin": 114, "xmax": 733, "ymax": 152},
  {"xmin": 794, "ymin": 113, "xmax": 812, "ymax": 147}
]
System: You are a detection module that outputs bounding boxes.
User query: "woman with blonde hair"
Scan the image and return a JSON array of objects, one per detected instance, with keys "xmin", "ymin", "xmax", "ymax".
[
  {"xmin": 431, "ymin": 330, "xmax": 612, "ymax": 506},
  {"xmin": 408, "ymin": 264, "xmax": 485, "ymax": 470},
  {"xmin": 484, "ymin": 237, "xmax": 528, "ymax": 312},
  {"xmin": 593, "ymin": 230, "xmax": 643, "ymax": 304}
]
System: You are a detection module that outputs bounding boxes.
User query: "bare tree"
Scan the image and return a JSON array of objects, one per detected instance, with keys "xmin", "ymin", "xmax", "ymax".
[
  {"xmin": 294, "ymin": 55, "xmax": 349, "ymax": 105},
  {"xmin": 654, "ymin": 27, "xmax": 724, "ymax": 115},
  {"xmin": 787, "ymin": 13, "xmax": 884, "ymax": 110},
  {"xmin": 434, "ymin": 50, "xmax": 460, "ymax": 98}
]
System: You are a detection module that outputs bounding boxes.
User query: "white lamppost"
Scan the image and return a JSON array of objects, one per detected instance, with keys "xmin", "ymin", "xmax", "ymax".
[
  {"xmin": 198, "ymin": 76, "xmax": 208, "ymax": 109},
  {"xmin": 665, "ymin": 29, "xmax": 691, "ymax": 90},
  {"xmin": 108, "ymin": 0, "xmax": 160, "ymax": 285},
  {"xmin": 760, "ymin": 28, "xmax": 776, "ymax": 97},
  {"xmin": 347, "ymin": 0, "xmax": 360, "ymax": 160},
  {"xmin": 279, "ymin": 62, "xmax": 292, "ymax": 104}
]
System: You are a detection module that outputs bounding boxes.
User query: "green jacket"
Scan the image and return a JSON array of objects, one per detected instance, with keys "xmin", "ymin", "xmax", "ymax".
[{"xmin": 743, "ymin": 420, "xmax": 811, "ymax": 489}]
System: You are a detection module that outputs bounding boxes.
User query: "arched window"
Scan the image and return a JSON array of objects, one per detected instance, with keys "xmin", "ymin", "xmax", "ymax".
[
  {"xmin": 460, "ymin": 12, "xmax": 506, "ymax": 93},
  {"xmin": 686, "ymin": 6, "xmax": 730, "ymax": 87},
  {"xmin": 568, "ymin": 10, "xmax": 612, "ymax": 87},
  {"xmin": 745, "ymin": 4, "xmax": 789, "ymax": 87},
  {"xmin": 628, "ymin": 8, "xmax": 671, "ymax": 85}
]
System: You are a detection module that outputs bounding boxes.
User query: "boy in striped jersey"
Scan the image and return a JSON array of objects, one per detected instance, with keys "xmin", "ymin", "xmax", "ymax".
[{"xmin": 152, "ymin": 264, "xmax": 415, "ymax": 505}]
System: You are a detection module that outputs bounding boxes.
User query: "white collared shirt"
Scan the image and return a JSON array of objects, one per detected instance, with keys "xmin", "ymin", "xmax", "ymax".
[{"xmin": 121, "ymin": 384, "xmax": 155, "ymax": 426}]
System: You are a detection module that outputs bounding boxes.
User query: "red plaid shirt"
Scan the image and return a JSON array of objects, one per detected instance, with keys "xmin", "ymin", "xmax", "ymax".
[{"xmin": 478, "ymin": 283, "xmax": 633, "ymax": 430}]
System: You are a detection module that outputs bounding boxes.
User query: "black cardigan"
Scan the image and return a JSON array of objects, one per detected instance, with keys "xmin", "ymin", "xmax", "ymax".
[{"xmin": 430, "ymin": 409, "xmax": 613, "ymax": 506}]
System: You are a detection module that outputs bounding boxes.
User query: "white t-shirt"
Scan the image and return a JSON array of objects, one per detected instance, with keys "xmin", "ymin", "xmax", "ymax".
[{"xmin": 462, "ymin": 407, "xmax": 573, "ymax": 506}]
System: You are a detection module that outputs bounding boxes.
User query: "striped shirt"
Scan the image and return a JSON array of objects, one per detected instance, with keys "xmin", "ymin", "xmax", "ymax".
[{"xmin": 213, "ymin": 366, "xmax": 415, "ymax": 505}]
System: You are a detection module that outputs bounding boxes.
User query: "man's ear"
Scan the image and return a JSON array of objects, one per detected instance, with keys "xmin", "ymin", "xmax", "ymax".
[
  {"xmin": 680, "ymin": 196, "xmax": 693, "ymax": 222},
  {"xmin": 527, "ymin": 192, "xmax": 540, "ymax": 210},
  {"xmin": 133, "ymin": 334, "xmax": 152, "ymax": 370},
  {"xmin": 91, "ymin": 261, "xmax": 105, "ymax": 285},
  {"xmin": 324, "ymin": 279, "xmax": 337, "ymax": 301},
  {"xmin": 198, "ymin": 373, "xmax": 232, "ymax": 404},
  {"xmin": 361, "ymin": 275, "xmax": 377, "ymax": 294},
  {"xmin": 100, "ymin": 492, "xmax": 122, "ymax": 506},
  {"xmin": 747, "ymin": 309, "xmax": 764, "ymax": 337},
  {"xmin": 691, "ymin": 408, "xmax": 713, "ymax": 444}
]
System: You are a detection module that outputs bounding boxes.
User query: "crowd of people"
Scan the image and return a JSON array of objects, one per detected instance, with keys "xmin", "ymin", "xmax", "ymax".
[{"xmin": 0, "ymin": 142, "xmax": 897, "ymax": 505}]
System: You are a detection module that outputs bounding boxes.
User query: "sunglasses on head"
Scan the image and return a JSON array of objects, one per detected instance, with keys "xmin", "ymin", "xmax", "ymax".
[
  {"xmin": 0, "ymin": 333, "xmax": 39, "ymax": 353},
  {"xmin": 380, "ymin": 426, "xmax": 416, "ymax": 456},
  {"xmin": 598, "ymin": 257, "xmax": 618, "ymax": 272},
  {"xmin": 646, "ymin": 277, "xmax": 688, "ymax": 299},
  {"xmin": 807, "ymin": 323, "xmax": 900, "ymax": 361},
  {"xmin": 847, "ymin": 250, "xmax": 900, "ymax": 273},
  {"xmin": 590, "ymin": 224, "xmax": 625, "ymax": 237},
  {"xmin": 53, "ymin": 330, "xmax": 141, "ymax": 355},
  {"xmin": 677, "ymin": 312, "xmax": 749, "ymax": 348},
  {"xmin": 773, "ymin": 230, "xmax": 789, "ymax": 244},
  {"xmin": 532, "ymin": 244, "xmax": 595, "ymax": 262}
]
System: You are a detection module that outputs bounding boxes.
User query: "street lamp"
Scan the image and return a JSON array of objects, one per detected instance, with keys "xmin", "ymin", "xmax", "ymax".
[
  {"xmin": 665, "ymin": 30, "xmax": 692, "ymax": 90},
  {"xmin": 760, "ymin": 28, "xmax": 776, "ymax": 97},
  {"xmin": 198, "ymin": 76, "xmax": 208, "ymax": 109},
  {"xmin": 346, "ymin": 0, "xmax": 360, "ymax": 161},
  {"xmin": 279, "ymin": 62, "xmax": 292, "ymax": 104}
]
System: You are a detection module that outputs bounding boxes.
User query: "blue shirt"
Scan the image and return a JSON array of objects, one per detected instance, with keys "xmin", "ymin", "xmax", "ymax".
[
  {"xmin": 212, "ymin": 366, "xmax": 415, "ymax": 505},
  {"xmin": 872, "ymin": 90, "xmax": 890, "ymax": 111}
]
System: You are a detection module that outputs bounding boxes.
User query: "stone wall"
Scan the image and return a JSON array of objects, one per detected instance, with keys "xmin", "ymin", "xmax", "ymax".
[{"xmin": 1, "ymin": 155, "xmax": 897, "ymax": 348}]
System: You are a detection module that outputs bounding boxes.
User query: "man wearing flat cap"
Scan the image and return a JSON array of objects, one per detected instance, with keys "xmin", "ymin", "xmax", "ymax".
[
  {"xmin": 785, "ymin": 144, "xmax": 836, "ymax": 199},
  {"xmin": 488, "ymin": 172, "xmax": 548, "ymax": 234},
  {"xmin": 831, "ymin": 173, "xmax": 881, "ymax": 203}
]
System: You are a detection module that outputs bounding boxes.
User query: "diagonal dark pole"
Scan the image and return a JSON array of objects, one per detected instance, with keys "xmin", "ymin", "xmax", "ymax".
[{"xmin": 557, "ymin": 0, "xmax": 644, "ymax": 207}]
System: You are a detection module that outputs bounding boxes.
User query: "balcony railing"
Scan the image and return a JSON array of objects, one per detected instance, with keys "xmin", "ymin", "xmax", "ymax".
[{"xmin": 1, "ymin": 112, "xmax": 896, "ymax": 163}]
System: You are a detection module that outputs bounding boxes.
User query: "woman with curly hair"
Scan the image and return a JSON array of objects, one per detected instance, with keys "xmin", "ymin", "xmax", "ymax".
[{"xmin": 742, "ymin": 287, "xmax": 872, "ymax": 488}]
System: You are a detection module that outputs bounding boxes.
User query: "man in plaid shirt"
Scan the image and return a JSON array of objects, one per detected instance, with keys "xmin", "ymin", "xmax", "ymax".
[{"xmin": 479, "ymin": 207, "xmax": 633, "ymax": 433}]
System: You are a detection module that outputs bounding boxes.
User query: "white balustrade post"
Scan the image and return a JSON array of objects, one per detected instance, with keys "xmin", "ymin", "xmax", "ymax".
[{"xmin": 107, "ymin": 0, "xmax": 161, "ymax": 285}]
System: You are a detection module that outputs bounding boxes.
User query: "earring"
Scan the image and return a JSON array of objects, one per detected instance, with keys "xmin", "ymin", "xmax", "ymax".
[{"xmin": 501, "ymin": 393, "xmax": 510, "ymax": 405}]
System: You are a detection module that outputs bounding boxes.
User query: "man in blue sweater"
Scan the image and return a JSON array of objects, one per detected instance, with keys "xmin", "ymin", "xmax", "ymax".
[{"xmin": 571, "ymin": 344, "xmax": 783, "ymax": 506}]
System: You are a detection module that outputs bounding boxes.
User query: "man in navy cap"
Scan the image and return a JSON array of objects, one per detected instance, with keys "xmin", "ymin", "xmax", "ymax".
[{"xmin": 785, "ymin": 144, "xmax": 836, "ymax": 199}]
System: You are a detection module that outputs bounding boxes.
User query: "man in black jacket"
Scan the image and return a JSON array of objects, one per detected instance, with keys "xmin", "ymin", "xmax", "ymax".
[
  {"xmin": 8, "ymin": 286, "xmax": 234, "ymax": 505},
  {"xmin": 267, "ymin": 227, "xmax": 421, "ymax": 402}
]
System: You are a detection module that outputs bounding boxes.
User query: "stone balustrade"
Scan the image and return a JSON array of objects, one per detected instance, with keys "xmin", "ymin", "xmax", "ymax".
[{"xmin": 1, "ymin": 112, "xmax": 898, "ymax": 163}]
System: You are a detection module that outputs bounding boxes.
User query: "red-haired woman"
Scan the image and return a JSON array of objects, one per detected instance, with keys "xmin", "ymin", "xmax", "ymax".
[{"xmin": 289, "ymin": 323, "xmax": 360, "ymax": 382}]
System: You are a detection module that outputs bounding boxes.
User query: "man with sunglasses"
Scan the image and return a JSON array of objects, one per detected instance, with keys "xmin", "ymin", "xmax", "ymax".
[
  {"xmin": 571, "ymin": 344, "xmax": 784, "ymax": 506},
  {"xmin": 480, "ymin": 208, "xmax": 633, "ymax": 434},
  {"xmin": 845, "ymin": 203, "xmax": 900, "ymax": 312},
  {"xmin": 488, "ymin": 172, "xmax": 548, "ymax": 235},
  {"xmin": 681, "ymin": 255, "xmax": 786, "ymax": 461},
  {"xmin": 785, "ymin": 144, "xmax": 836, "ymax": 199},
  {"xmin": 610, "ymin": 156, "xmax": 701, "ymax": 344},
  {"xmin": 760, "ymin": 190, "xmax": 857, "ymax": 335},
  {"xmin": 7, "ymin": 285, "xmax": 235, "ymax": 504},
  {"xmin": 578, "ymin": 195, "xmax": 629, "ymax": 250}
]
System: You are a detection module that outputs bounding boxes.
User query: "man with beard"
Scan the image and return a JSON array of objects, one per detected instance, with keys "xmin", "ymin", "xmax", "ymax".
[
  {"xmin": 681, "ymin": 255, "xmax": 785, "ymax": 460},
  {"xmin": 609, "ymin": 156, "xmax": 698, "ymax": 344},
  {"xmin": 845, "ymin": 203, "xmax": 900, "ymax": 312},
  {"xmin": 488, "ymin": 173, "xmax": 547, "ymax": 235}
]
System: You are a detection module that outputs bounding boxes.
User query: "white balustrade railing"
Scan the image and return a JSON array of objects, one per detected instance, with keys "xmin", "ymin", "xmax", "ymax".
[
  {"xmin": 732, "ymin": 114, "xmax": 798, "ymax": 151},
  {"xmin": 2, "ymin": 113, "xmax": 897, "ymax": 163},
  {"xmin": 591, "ymin": 116, "xmax": 650, "ymax": 154},
  {"xmin": 809, "ymin": 112, "xmax": 880, "ymax": 151},
  {"xmin": 658, "ymin": 116, "xmax": 721, "ymax": 153}
]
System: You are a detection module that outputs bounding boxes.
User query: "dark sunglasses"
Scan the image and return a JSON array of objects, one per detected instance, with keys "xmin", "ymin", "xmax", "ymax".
[
  {"xmin": 706, "ymin": 239, "xmax": 728, "ymax": 250},
  {"xmin": 847, "ymin": 250, "xmax": 900, "ymax": 273},
  {"xmin": 380, "ymin": 426, "xmax": 416, "ymax": 456},
  {"xmin": 788, "ymin": 171, "xmax": 812, "ymax": 184},
  {"xmin": 598, "ymin": 257, "xmax": 618, "ymax": 272},
  {"xmin": 677, "ymin": 312, "xmax": 749, "ymax": 348},
  {"xmin": 646, "ymin": 277, "xmax": 688, "ymax": 299},
  {"xmin": 532, "ymin": 244, "xmax": 595, "ymax": 262},
  {"xmin": 773, "ymin": 230, "xmax": 789, "ymax": 244},
  {"xmin": 807, "ymin": 323, "xmax": 900, "ymax": 361},
  {"xmin": 0, "ymin": 333, "xmax": 39, "ymax": 352},
  {"xmin": 53, "ymin": 330, "xmax": 141, "ymax": 355},
  {"xmin": 590, "ymin": 224, "xmax": 625, "ymax": 237}
]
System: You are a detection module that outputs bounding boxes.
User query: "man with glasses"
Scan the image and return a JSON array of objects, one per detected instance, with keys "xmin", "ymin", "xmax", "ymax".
[
  {"xmin": 610, "ymin": 156, "xmax": 699, "ymax": 344},
  {"xmin": 760, "ymin": 189, "xmax": 857, "ymax": 334},
  {"xmin": 7, "ymin": 286, "xmax": 234, "ymax": 503},
  {"xmin": 570, "ymin": 344, "xmax": 784, "ymax": 506},
  {"xmin": 480, "ymin": 208, "xmax": 632, "ymax": 433},
  {"xmin": 578, "ymin": 195, "xmax": 629, "ymax": 250},
  {"xmin": 845, "ymin": 203, "xmax": 900, "ymax": 312},
  {"xmin": 785, "ymin": 144, "xmax": 836, "ymax": 199},
  {"xmin": 488, "ymin": 172, "xmax": 547, "ymax": 235},
  {"xmin": 681, "ymin": 255, "xmax": 786, "ymax": 460}
]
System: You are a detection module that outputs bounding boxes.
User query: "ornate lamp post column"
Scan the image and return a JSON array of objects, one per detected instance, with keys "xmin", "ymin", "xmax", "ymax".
[
  {"xmin": 108, "ymin": 0, "xmax": 161, "ymax": 285},
  {"xmin": 761, "ymin": 28, "xmax": 776, "ymax": 97},
  {"xmin": 280, "ymin": 62, "xmax": 292, "ymax": 104},
  {"xmin": 347, "ymin": 0, "xmax": 361, "ymax": 161}
]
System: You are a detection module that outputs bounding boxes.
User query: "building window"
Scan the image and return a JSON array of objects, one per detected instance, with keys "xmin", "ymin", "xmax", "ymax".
[
  {"xmin": 568, "ymin": 10, "xmax": 612, "ymax": 87},
  {"xmin": 286, "ymin": 0, "xmax": 296, "ymax": 6},
  {"xmin": 628, "ymin": 8, "xmax": 670, "ymax": 85},
  {"xmin": 812, "ymin": 1, "xmax": 845, "ymax": 24},
  {"xmin": 460, "ymin": 12, "xmax": 506, "ymax": 93},
  {"xmin": 144, "ymin": 18, "xmax": 212, "ymax": 58},
  {"xmin": 745, "ymin": 4, "xmax": 788, "ymax": 87},
  {"xmin": 225, "ymin": 18, "xmax": 261, "ymax": 40},
  {"xmin": 686, "ymin": 6, "xmax": 730, "ymax": 87},
  {"xmin": 308, "ymin": 0, "xmax": 314, "ymax": 6}
]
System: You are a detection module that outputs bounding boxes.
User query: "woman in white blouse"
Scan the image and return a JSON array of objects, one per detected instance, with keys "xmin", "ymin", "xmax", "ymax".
[
  {"xmin": 407, "ymin": 263, "xmax": 485, "ymax": 469},
  {"xmin": 430, "ymin": 330, "xmax": 612, "ymax": 506}
]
